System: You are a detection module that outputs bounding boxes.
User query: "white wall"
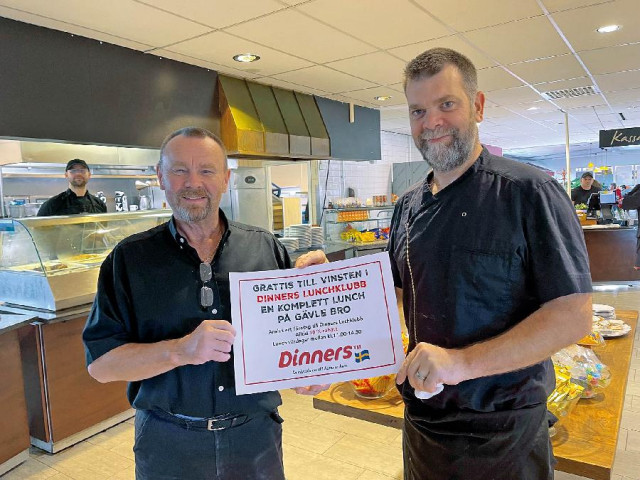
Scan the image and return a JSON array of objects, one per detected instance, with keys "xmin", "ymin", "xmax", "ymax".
[{"xmin": 317, "ymin": 131, "xmax": 422, "ymax": 208}]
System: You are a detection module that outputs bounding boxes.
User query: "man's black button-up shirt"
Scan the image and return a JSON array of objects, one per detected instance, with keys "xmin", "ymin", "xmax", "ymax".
[
  {"xmin": 388, "ymin": 147, "xmax": 592, "ymax": 414},
  {"xmin": 83, "ymin": 213, "xmax": 291, "ymax": 417},
  {"xmin": 37, "ymin": 188, "xmax": 107, "ymax": 216}
]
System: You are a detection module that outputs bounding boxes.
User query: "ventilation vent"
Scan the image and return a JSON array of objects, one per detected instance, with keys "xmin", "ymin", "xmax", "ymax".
[{"xmin": 542, "ymin": 85, "xmax": 599, "ymax": 100}]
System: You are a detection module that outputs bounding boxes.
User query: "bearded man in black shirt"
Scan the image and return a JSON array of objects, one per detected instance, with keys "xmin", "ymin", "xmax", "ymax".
[
  {"xmin": 83, "ymin": 127, "xmax": 326, "ymax": 480},
  {"xmin": 37, "ymin": 159, "xmax": 106, "ymax": 216},
  {"xmin": 571, "ymin": 171, "xmax": 600, "ymax": 205}
]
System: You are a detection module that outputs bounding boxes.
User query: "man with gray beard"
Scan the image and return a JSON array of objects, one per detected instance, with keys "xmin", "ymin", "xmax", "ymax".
[
  {"xmin": 83, "ymin": 127, "xmax": 326, "ymax": 480},
  {"xmin": 388, "ymin": 49, "xmax": 593, "ymax": 479}
]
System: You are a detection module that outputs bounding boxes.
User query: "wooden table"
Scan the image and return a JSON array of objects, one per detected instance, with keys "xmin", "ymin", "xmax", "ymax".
[{"xmin": 313, "ymin": 311, "xmax": 638, "ymax": 480}]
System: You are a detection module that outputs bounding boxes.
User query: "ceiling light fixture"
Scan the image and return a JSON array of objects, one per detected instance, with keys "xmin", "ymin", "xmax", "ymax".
[
  {"xmin": 527, "ymin": 107, "xmax": 539, "ymax": 111},
  {"xmin": 596, "ymin": 24, "xmax": 620, "ymax": 33},
  {"xmin": 374, "ymin": 95, "xmax": 392, "ymax": 101},
  {"xmin": 233, "ymin": 53, "xmax": 260, "ymax": 63}
]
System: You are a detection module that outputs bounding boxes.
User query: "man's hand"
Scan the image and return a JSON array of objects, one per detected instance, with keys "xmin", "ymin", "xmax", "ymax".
[
  {"xmin": 292, "ymin": 384, "xmax": 331, "ymax": 395},
  {"xmin": 175, "ymin": 320, "xmax": 236, "ymax": 365},
  {"xmin": 396, "ymin": 342, "xmax": 468, "ymax": 393},
  {"xmin": 295, "ymin": 250, "xmax": 328, "ymax": 268}
]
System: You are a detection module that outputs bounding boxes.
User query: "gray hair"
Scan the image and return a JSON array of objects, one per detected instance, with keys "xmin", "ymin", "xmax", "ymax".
[
  {"xmin": 403, "ymin": 48, "xmax": 478, "ymax": 101},
  {"xmin": 158, "ymin": 126, "xmax": 228, "ymax": 171}
]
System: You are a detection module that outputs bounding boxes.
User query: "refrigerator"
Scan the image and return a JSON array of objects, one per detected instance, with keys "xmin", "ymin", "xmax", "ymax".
[{"xmin": 220, "ymin": 167, "xmax": 272, "ymax": 232}]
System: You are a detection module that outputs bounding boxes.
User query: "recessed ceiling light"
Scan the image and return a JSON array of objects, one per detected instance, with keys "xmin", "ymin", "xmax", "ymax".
[
  {"xmin": 597, "ymin": 24, "xmax": 621, "ymax": 33},
  {"xmin": 374, "ymin": 95, "xmax": 392, "ymax": 101},
  {"xmin": 233, "ymin": 53, "xmax": 260, "ymax": 63}
]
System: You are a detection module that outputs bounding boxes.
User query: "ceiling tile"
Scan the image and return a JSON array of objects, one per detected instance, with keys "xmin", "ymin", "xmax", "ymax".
[
  {"xmin": 224, "ymin": 9, "xmax": 376, "ymax": 63},
  {"xmin": 463, "ymin": 16, "xmax": 570, "ymax": 64},
  {"xmin": 507, "ymin": 54, "xmax": 586, "ymax": 84},
  {"xmin": 579, "ymin": 43, "xmax": 640, "ymax": 74},
  {"xmin": 557, "ymin": 95, "xmax": 608, "ymax": 109},
  {"xmin": 483, "ymin": 104, "xmax": 517, "ymax": 119},
  {"xmin": 485, "ymin": 86, "xmax": 544, "ymax": 106},
  {"xmin": 387, "ymin": 83, "xmax": 406, "ymax": 93},
  {"xmin": 506, "ymin": 101, "xmax": 561, "ymax": 116},
  {"xmin": 380, "ymin": 105, "xmax": 410, "ymax": 120},
  {"xmin": 166, "ymin": 31, "xmax": 312, "ymax": 76},
  {"xmin": 602, "ymin": 90, "xmax": 640, "ymax": 109},
  {"xmin": 477, "ymin": 67, "xmax": 524, "ymax": 91},
  {"xmin": 0, "ymin": 0, "xmax": 212, "ymax": 46},
  {"xmin": 0, "ymin": 5, "xmax": 152, "ymax": 51},
  {"xmin": 543, "ymin": 0, "xmax": 614, "ymax": 13},
  {"xmin": 271, "ymin": 65, "xmax": 377, "ymax": 93},
  {"xmin": 254, "ymin": 77, "xmax": 329, "ymax": 96},
  {"xmin": 535, "ymin": 77, "xmax": 593, "ymax": 92},
  {"xmin": 153, "ymin": 49, "xmax": 261, "ymax": 78},
  {"xmin": 595, "ymin": 70, "xmax": 640, "ymax": 93},
  {"xmin": 138, "ymin": 0, "xmax": 285, "ymax": 29},
  {"xmin": 551, "ymin": 0, "xmax": 639, "ymax": 52},
  {"xmin": 415, "ymin": 0, "xmax": 543, "ymax": 32},
  {"xmin": 326, "ymin": 52, "xmax": 406, "ymax": 86},
  {"xmin": 341, "ymin": 87, "xmax": 407, "ymax": 107},
  {"xmin": 388, "ymin": 34, "xmax": 496, "ymax": 69},
  {"xmin": 296, "ymin": 0, "xmax": 451, "ymax": 49}
]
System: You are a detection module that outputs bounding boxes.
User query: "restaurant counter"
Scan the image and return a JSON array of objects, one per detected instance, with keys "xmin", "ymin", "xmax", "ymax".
[
  {"xmin": 582, "ymin": 225, "xmax": 639, "ymax": 282},
  {"xmin": 3, "ymin": 304, "xmax": 133, "ymax": 454},
  {"xmin": 0, "ymin": 311, "xmax": 36, "ymax": 475}
]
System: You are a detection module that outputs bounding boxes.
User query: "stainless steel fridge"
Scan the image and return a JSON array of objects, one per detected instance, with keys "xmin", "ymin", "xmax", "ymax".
[{"xmin": 220, "ymin": 167, "xmax": 272, "ymax": 231}]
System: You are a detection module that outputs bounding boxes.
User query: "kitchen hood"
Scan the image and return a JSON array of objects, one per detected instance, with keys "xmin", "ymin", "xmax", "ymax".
[{"xmin": 218, "ymin": 75, "xmax": 330, "ymax": 159}]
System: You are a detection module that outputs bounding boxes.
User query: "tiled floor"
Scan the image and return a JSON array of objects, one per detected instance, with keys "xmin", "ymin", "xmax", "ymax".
[{"xmin": 3, "ymin": 286, "xmax": 639, "ymax": 480}]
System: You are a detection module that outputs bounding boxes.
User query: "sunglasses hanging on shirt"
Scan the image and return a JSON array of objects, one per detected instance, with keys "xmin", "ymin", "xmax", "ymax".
[{"xmin": 199, "ymin": 262, "xmax": 215, "ymax": 308}]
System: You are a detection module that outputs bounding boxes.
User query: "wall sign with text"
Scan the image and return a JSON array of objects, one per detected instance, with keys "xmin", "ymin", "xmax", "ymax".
[{"xmin": 599, "ymin": 127, "xmax": 640, "ymax": 148}]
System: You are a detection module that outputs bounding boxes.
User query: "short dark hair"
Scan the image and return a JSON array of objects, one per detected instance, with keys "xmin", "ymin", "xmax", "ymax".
[
  {"xmin": 159, "ymin": 127, "xmax": 228, "ymax": 171},
  {"xmin": 403, "ymin": 48, "xmax": 478, "ymax": 100}
]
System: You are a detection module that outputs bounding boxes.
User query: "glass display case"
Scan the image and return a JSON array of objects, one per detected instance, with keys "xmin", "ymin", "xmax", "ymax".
[
  {"xmin": 323, "ymin": 206, "xmax": 394, "ymax": 246},
  {"xmin": 0, "ymin": 210, "xmax": 172, "ymax": 311}
]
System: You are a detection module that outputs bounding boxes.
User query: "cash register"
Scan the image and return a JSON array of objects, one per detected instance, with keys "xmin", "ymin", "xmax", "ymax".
[{"xmin": 587, "ymin": 191, "xmax": 617, "ymax": 224}]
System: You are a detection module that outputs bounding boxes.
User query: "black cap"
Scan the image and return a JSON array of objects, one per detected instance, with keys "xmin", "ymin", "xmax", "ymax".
[
  {"xmin": 581, "ymin": 171, "xmax": 594, "ymax": 179},
  {"xmin": 66, "ymin": 159, "xmax": 90, "ymax": 171}
]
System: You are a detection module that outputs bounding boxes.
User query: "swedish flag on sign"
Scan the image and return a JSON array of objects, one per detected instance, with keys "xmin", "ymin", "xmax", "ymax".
[{"xmin": 355, "ymin": 350, "xmax": 370, "ymax": 363}]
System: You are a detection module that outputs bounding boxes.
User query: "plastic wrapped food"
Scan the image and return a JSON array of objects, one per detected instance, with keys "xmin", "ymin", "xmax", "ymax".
[
  {"xmin": 350, "ymin": 332, "xmax": 409, "ymax": 399},
  {"xmin": 576, "ymin": 331, "xmax": 605, "ymax": 346},
  {"xmin": 552, "ymin": 344, "xmax": 611, "ymax": 398},
  {"xmin": 547, "ymin": 365, "xmax": 584, "ymax": 436}
]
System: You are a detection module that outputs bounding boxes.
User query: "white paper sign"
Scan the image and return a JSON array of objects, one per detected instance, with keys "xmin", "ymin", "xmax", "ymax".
[{"xmin": 230, "ymin": 252, "xmax": 404, "ymax": 395}]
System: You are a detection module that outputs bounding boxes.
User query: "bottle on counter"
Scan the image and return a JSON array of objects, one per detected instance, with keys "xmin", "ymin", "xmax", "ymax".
[
  {"xmin": 96, "ymin": 191, "xmax": 107, "ymax": 206},
  {"xmin": 114, "ymin": 191, "xmax": 129, "ymax": 212}
]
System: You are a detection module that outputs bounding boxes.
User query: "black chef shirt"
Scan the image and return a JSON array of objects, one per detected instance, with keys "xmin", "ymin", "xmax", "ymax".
[
  {"xmin": 83, "ymin": 212, "xmax": 291, "ymax": 417},
  {"xmin": 388, "ymin": 147, "xmax": 592, "ymax": 415},
  {"xmin": 37, "ymin": 189, "xmax": 106, "ymax": 216},
  {"xmin": 570, "ymin": 185, "xmax": 599, "ymax": 205}
]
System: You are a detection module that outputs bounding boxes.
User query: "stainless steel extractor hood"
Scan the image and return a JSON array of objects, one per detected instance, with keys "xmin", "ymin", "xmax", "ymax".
[{"xmin": 218, "ymin": 75, "xmax": 330, "ymax": 160}]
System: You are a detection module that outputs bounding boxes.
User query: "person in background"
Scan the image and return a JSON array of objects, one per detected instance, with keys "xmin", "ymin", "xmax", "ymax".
[
  {"xmin": 390, "ymin": 48, "xmax": 592, "ymax": 479},
  {"xmin": 621, "ymin": 183, "xmax": 640, "ymax": 270},
  {"xmin": 82, "ymin": 127, "xmax": 326, "ymax": 480},
  {"xmin": 37, "ymin": 159, "xmax": 107, "ymax": 216},
  {"xmin": 570, "ymin": 171, "xmax": 600, "ymax": 205}
]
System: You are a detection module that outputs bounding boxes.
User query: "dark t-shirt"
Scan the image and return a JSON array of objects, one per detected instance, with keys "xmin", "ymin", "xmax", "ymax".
[
  {"xmin": 37, "ymin": 188, "xmax": 106, "ymax": 216},
  {"xmin": 388, "ymin": 147, "xmax": 592, "ymax": 415},
  {"xmin": 83, "ymin": 213, "xmax": 291, "ymax": 417},
  {"xmin": 571, "ymin": 185, "xmax": 599, "ymax": 205}
]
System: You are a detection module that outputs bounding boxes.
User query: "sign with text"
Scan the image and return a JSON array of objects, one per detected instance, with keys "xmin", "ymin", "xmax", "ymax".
[
  {"xmin": 599, "ymin": 127, "xmax": 640, "ymax": 148},
  {"xmin": 230, "ymin": 253, "xmax": 403, "ymax": 395}
]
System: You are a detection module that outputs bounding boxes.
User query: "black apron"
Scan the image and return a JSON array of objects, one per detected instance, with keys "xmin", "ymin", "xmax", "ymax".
[{"xmin": 402, "ymin": 403, "xmax": 555, "ymax": 480}]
